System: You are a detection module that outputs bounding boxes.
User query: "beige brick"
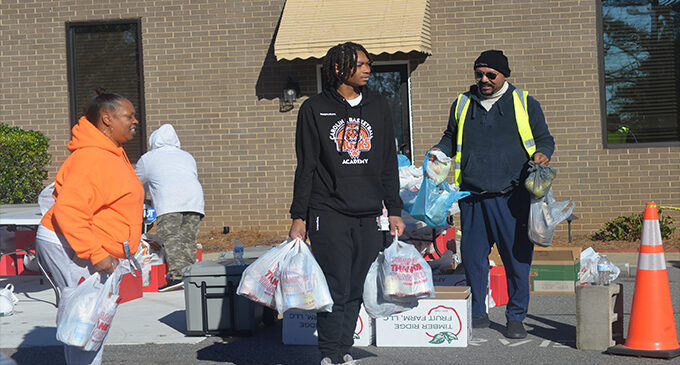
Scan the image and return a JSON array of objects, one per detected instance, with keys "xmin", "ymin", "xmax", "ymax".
[{"xmin": 1, "ymin": 0, "xmax": 678, "ymax": 238}]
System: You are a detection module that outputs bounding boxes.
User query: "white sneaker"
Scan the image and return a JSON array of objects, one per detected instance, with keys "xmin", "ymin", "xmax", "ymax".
[{"xmin": 320, "ymin": 357, "xmax": 334, "ymax": 365}]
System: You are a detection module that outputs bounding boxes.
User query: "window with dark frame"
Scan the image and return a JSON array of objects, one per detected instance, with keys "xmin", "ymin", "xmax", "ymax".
[
  {"xmin": 368, "ymin": 64, "xmax": 412, "ymax": 161},
  {"xmin": 66, "ymin": 20, "xmax": 146, "ymax": 162},
  {"xmin": 601, "ymin": 0, "xmax": 680, "ymax": 147}
]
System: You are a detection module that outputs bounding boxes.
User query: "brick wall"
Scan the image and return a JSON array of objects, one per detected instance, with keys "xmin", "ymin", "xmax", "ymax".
[{"xmin": 2, "ymin": 0, "xmax": 678, "ymax": 239}]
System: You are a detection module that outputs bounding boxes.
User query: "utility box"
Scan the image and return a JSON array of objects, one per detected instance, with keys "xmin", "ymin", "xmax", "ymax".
[{"xmin": 183, "ymin": 258, "xmax": 264, "ymax": 336}]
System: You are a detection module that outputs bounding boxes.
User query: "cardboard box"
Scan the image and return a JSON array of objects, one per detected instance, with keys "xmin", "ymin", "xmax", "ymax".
[
  {"xmin": 283, "ymin": 305, "xmax": 373, "ymax": 346},
  {"xmin": 488, "ymin": 245, "xmax": 503, "ymax": 266},
  {"xmin": 376, "ymin": 289, "xmax": 471, "ymax": 347},
  {"xmin": 431, "ymin": 273, "xmax": 467, "ymax": 287},
  {"xmin": 530, "ymin": 247, "xmax": 580, "ymax": 294},
  {"xmin": 432, "ymin": 271, "xmax": 496, "ymax": 310},
  {"xmin": 435, "ymin": 285, "xmax": 470, "ymax": 294}
]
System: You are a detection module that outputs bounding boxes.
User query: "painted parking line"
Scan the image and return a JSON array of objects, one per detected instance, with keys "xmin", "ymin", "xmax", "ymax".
[{"xmin": 470, "ymin": 338, "xmax": 573, "ymax": 348}]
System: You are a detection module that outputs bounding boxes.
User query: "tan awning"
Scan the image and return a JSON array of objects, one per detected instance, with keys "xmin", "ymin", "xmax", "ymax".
[{"xmin": 274, "ymin": 0, "xmax": 431, "ymax": 60}]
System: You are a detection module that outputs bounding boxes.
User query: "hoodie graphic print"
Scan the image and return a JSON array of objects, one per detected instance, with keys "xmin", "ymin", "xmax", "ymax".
[
  {"xmin": 329, "ymin": 116, "xmax": 374, "ymax": 164},
  {"xmin": 290, "ymin": 88, "xmax": 403, "ymax": 220}
]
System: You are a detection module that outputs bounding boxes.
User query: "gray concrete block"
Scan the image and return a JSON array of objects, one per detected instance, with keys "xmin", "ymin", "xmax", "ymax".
[{"xmin": 575, "ymin": 283, "xmax": 624, "ymax": 351}]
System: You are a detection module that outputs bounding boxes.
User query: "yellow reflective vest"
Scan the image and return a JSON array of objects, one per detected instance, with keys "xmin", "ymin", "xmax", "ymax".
[{"xmin": 453, "ymin": 89, "xmax": 536, "ymax": 186}]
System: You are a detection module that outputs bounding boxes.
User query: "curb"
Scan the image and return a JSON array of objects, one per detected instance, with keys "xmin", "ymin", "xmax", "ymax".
[{"xmin": 599, "ymin": 248, "xmax": 680, "ymax": 253}]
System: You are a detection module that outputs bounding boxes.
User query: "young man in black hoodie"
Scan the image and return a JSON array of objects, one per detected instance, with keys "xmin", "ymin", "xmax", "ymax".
[{"xmin": 289, "ymin": 42, "xmax": 405, "ymax": 365}]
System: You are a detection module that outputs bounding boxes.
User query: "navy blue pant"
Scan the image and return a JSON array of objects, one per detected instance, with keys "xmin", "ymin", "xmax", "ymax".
[
  {"xmin": 308, "ymin": 208, "xmax": 382, "ymax": 362},
  {"xmin": 459, "ymin": 188, "xmax": 533, "ymax": 322}
]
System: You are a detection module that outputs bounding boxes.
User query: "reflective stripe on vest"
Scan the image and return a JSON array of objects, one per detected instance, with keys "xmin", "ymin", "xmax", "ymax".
[{"xmin": 453, "ymin": 89, "xmax": 536, "ymax": 186}]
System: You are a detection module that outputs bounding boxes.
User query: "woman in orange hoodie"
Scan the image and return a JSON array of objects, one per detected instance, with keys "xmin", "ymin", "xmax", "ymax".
[{"xmin": 35, "ymin": 88, "xmax": 143, "ymax": 365}]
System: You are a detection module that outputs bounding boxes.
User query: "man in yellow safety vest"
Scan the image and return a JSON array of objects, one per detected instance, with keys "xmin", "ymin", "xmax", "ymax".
[{"xmin": 431, "ymin": 50, "xmax": 555, "ymax": 339}]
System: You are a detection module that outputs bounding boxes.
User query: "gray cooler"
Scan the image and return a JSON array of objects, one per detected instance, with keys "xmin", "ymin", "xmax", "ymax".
[{"xmin": 183, "ymin": 258, "xmax": 264, "ymax": 336}]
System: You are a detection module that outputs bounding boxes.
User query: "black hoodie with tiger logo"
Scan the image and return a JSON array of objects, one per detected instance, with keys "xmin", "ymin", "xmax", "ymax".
[{"xmin": 289, "ymin": 87, "xmax": 403, "ymax": 221}]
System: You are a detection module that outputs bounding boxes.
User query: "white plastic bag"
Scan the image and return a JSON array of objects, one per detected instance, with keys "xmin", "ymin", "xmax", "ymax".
[
  {"xmin": 0, "ymin": 284, "xmax": 19, "ymax": 316},
  {"xmin": 118, "ymin": 241, "xmax": 153, "ymax": 286},
  {"xmin": 425, "ymin": 150, "xmax": 452, "ymax": 186},
  {"xmin": 141, "ymin": 233, "xmax": 165, "ymax": 265},
  {"xmin": 577, "ymin": 247, "xmax": 621, "ymax": 284},
  {"xmin": 38, "ymin": 182, "xmax": 56, "ymax": 216},
  {"xmin": 236, "ymin": 239, "xmax": 296, "ymax": 308},
  {"xmin": 399, "ymin": 165, "xmax": 423, "ymax": 211},
  {"xmin": 381, "ymin": 237, "xmax": 435, "ymax": 301},
  {"xmin": 84, "ymin": 267, "xmax": 123, "ymax": 351},
  {"xmin": 528, "ymin": 187, "xmax": 575, "ymax": 247},
  {"xmin": 363, "ymin": 252, "xmax": 418, "ymax": 318},
  {"xmin": 276, "ymin": 238, "xmax": 333, "ymax": 313},
  {"xmin": 525, "ymin": 162, "xmax": 575, "ymax": 247},
  {"xmin": 56, "ymin": 266, "xmax": 122, "ymax": 350}
]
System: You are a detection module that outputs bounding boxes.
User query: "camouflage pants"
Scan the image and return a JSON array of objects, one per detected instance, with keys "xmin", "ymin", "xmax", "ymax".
[{"xmin": 157, "ymin": 212, "xmax": 202, "ymax": 281}]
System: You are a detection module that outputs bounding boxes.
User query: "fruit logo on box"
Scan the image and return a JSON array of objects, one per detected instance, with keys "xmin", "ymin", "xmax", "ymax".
[
  {"xmin": 354, "ymin": 314, "xmax": 364, "ymax": 340},
  {"xmin": 425, "ymin": 305, "xmax": 462, "ymax": 345}
]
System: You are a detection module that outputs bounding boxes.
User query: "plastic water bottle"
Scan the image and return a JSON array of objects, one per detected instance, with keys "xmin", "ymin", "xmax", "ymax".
[
  {"xmin": 233, "ymin": 237, "xmax": 245, "ymax": 266},
  {"xmin": 597, "ymin": 254, "xmax": 611, "ymax": 286}
]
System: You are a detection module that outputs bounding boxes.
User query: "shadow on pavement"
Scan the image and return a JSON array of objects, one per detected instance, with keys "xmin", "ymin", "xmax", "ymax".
[
  {"xmin": 8, "ymin": 326, "xmax": 64, "ymax": 365},
  {"xmin": 159, "ymin": 310, "xmax": 187, "ymax": 333},
  {"xmin": 0, "ymin": 277, "xmax": 57, "ymax": 307},
  {"xmin": 525, "ymin": 314, "xmax": 576, "ymax": 348},
  {"xmin": 194, "ymin": 320, "xmax": 378, "ymax": 365}
]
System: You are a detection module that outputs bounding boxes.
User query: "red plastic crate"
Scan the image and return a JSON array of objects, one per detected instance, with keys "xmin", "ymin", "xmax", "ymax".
[
  {"xmin": 489, "ymin": 265, "xmax": 509, "ymax": 306},
  {"xmin": 0, "ymin": 254, "xmax": 17, "ymax": 276},
  {"xmin": 119, "ymin": 271, "xmax": 143, "ymax": 303},
  {"xmin": 14, "ymin": 230, "xmax": 36, "ymax": 254},
  {"xmin": 142, "ymin": 264, "xmax": 167, "ymax": 293},
  {"xmin": 195, "ymin": 244, "xmax": 202, "ymax": 263}
]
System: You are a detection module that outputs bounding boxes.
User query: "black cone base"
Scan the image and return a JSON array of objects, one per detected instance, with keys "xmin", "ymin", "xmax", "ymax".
[{"xmin": 606, "ymin": 344, "xmax": 680, "ymax": 359}]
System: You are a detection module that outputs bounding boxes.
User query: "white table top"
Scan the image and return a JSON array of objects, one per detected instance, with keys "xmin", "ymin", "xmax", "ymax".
[{"xmin": 0, "ymin": 204, "xmax": 42, "ymax": 226}]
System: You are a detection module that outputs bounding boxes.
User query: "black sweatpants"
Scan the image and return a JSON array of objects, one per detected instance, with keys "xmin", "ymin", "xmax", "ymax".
[{"xmin": 308, "ymin": 208, "xmax": 382, "ymax": 362}]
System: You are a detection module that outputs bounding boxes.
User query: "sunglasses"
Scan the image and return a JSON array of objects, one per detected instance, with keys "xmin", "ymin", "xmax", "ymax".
[{"xmin": 474, "ymin": 71, "xmax": 499, "ymax": 80}]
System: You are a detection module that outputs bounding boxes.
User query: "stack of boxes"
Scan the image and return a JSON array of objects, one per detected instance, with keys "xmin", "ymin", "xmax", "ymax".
[
  {"xmin": 282, "ymin": 288, "xmax": 472, "ymax": 347},
  {"xmin": 280, "ymin": 245, "xmax": 581, "ymax": 347}
]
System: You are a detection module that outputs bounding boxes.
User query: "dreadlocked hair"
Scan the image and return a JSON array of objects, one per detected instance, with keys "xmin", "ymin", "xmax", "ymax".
[
  {"xmin": 322, "ymin": 42, "xmax": 372, "ymax": 90},
  {"xmin": 84, "ymin": 87, "xmax": 127, "ymax": 124}
]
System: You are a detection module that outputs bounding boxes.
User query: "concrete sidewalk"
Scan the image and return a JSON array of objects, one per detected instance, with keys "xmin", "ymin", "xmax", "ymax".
[{"xmin": 0, "ymin": 246, "xmax": 272, "ymax": 349}]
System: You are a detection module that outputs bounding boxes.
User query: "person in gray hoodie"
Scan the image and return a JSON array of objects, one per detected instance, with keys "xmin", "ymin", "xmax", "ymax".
[{"xmin": 135, "ymin": 124, "xmax": 204, "ymax": 291}]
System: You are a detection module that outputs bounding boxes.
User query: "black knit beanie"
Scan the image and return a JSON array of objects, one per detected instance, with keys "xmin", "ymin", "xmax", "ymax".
[{"xmin": 474, "ymin": 50, "xmax": 511, "ymax": 77}]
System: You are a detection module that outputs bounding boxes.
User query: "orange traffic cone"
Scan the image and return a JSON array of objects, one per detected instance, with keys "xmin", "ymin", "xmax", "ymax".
[{"xmin": 607, "ymin": 202, "xmax": 680, "ymax": 359}]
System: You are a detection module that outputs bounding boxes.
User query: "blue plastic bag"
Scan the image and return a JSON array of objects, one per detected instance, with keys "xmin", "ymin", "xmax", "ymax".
[
  {"xmin": 397, "ymin": 154, "xmax": 412, "ymax": 168},
  {"xmin": 408, "ymin": 153, "xmax": 470, "ymax": 229}
]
